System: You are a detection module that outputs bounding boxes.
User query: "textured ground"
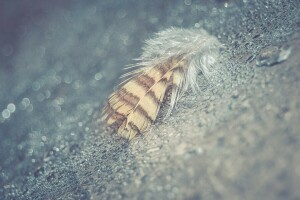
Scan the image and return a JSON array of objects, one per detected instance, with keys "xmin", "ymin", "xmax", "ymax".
[{"xmin": 0, "ymin": 1, "xmax": 300, "ymax": 199}]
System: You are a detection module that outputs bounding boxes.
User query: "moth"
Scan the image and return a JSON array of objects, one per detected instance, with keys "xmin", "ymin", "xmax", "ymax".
[{"xmin": 102, "ymin": 27, "xmax": 221, "ymax": 140}]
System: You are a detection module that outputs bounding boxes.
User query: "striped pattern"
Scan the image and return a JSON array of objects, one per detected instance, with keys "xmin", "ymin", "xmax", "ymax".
[{"xmin": 102, "ymin": 55, "xmax": 187, "ymax": 140}]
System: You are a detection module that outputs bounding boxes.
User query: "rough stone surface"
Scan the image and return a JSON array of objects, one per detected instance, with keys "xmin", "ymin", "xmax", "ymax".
[{"xmin": 0, "ymin": 1, "xmax": 299, "ymax": 199}]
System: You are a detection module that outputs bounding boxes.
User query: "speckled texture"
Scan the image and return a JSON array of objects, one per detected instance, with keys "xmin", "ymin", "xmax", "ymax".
[{"xmin": 0, "ymin": 0, "xmax": 299, "ymax": 199}]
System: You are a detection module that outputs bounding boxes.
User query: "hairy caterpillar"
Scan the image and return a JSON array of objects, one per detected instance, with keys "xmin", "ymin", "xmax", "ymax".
[{"xmin": 102, "ymin": 27, "xmax": 221, "ymax": 140}]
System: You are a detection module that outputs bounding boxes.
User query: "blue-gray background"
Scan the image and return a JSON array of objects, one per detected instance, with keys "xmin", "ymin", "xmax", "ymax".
[{"xmin": 0, "ymin": 0, "xmax": 300, "ymax": 199}]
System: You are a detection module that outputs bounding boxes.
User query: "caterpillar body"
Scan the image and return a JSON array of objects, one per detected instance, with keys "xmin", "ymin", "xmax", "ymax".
[{"xmin": 102, "ymin": 27, "xmax": 221, "ymax": 140}]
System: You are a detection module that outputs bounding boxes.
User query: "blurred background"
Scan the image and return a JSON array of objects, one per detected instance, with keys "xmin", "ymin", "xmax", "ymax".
[{"xmin": 0, "ymin": 0, "xmax": 299, "ymax": 199}]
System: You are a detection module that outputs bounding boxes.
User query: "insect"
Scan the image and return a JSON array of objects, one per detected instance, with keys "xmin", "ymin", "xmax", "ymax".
[{"xmin": 102, "ymin": 27, "xmax": 221, "ymax": 140}]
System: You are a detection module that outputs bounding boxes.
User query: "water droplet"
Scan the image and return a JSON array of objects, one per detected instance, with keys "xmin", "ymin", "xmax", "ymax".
[
  {"xmin": 7, "ymin": 103, "xmax": 16, "ymax": 113},
  {"xmin": 94, "ymin": 73, "xmax": 103, "ymax": 81},
  {"xmin": 32, "ymin": 81, "xmax": 41, "ymax": 91},
  {"xmin": 184, "ymin": 0, "xmax": 192, "ymax": 6},
  {"xmin": 22, "ymin": 98, "xmax": 30, "ymax": 106},
  {"xmin": 41, "ymin": 136, "xmax": 47, "ymax": 142},
  {"xmin": 2, "ymin": 109, "xmax": 10, "ymax": 119},
  {"xmin": 64, "ymin": 75, "xmax": 72, "ymax": 84}
]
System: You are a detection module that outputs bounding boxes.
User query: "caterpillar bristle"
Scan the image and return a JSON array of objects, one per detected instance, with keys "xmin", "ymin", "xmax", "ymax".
[{"xmin": 102, "ymin": 27, "xmax": 221, "ymax": 140}]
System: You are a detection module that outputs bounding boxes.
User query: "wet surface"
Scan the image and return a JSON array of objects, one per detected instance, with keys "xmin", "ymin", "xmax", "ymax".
[{"xmin": 0, "ymin": 0, "xmax": 300, "ymax": 199}]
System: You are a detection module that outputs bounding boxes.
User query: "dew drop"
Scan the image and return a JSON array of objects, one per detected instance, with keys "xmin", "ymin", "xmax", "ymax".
[
  {"xmin": 2, "ymin": 109, "xmax": 10, "ymax": 119},
  {"xmin": 7, "ymin": 103, "xmax": 16, "ymax": 113}
]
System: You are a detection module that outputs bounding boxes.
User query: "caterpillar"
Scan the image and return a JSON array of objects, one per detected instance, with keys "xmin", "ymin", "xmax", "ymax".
[{"xmin": 102, "ymin": 27, "xmax": 222, "ymax": 140}]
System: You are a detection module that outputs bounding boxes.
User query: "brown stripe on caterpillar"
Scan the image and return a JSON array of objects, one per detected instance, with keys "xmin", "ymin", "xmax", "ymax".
[
  {"xmin": 154, "ymin": 59, "xmax": 174, "ymax": 76},
  {"xmin": 155, "ymin": 63, "xmax": 168, "ymax": 76},
  {"xmin": 135, "ymin": 104, "xmax": 155, "ymax": 123},
  {"xmin": 159, "ymin": 77, "xmax": 170, "ymax": 85},
  {"xmin": 146, "ymin": 90, "xmax": 160, "ymax": 106},
  {"xmin": 115, "ymin": 88, "xmax": 139, "ymax": 107},
  {"xmin": 127, "ymin": 122, "xmax": 139, "ymax": 136},
  {"xmin": 128, "ymin": 121, "xmax": 138, "ymax": 131},
  {"xmin": 104, "ymin": 104, "xmax": 126, "ymax": 128},
  {"xmin": 147, "ymin": 77, "xmax": 169, "ymax": 105},
  {"xmin": 125, "ymin": 106, "xmax": 153, "ymax": 135},
  {"xmin": 134, "ymin": 74, "xmax": 155, "ymax": 90},
  {"xmin": 122, "ymin": 80, "xmax": 148, "ymax": 98},
  {"xmin": 156, "ymin": 55, "xmax": 186, "ymax": 77},
  {"xmin": 117, "ymin": 106, "xmax": 154, "ymax": 139},
  {"xmin": 135, "ymin": 93, "xmax": 160, "ymax": 122},
  {"xmin": 117, "ymin": 121, "xmax": 138, "ymax": 139},
  {"xmin": 171, "ymin": 54, "xmax": 185, "ymax": 66},
  {"xmin": 108, "ymin": 98, "xmax": 132, "ymax": 116}
]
